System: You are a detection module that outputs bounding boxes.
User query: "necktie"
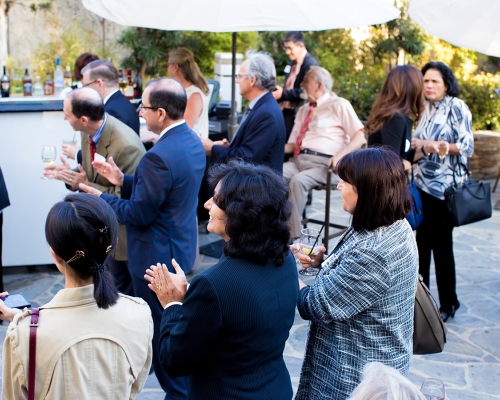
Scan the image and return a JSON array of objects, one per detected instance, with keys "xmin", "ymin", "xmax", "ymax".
[
  {"xmin": 293, "ymin": 103, "xmax": 316, "ymax": 158},
  {"xmin": 89, "ymin": 136, "xmax": 96, "ymax": 161}
]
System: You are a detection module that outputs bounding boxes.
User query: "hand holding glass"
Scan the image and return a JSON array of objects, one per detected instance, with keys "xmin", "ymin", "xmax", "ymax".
[
  {"xmin": 438, "ymin": 142, "xmax": 447, "ymax": 161},
  {"xmin": 41, "ymin": 145, "xmax": 57, "ymax": 180},
  {"xmin": 298, "ymin": 228, "xmax": 323, "ymax": 276}
]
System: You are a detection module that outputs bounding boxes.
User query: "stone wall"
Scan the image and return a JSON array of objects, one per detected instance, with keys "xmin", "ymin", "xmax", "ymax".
[
  {"xmin": 470, "ymin": 131, "xmax": 500, "ymax": 179},
  {"xmin": 6, "ymin": 0, "xmax": 128, "ymax": 72}
]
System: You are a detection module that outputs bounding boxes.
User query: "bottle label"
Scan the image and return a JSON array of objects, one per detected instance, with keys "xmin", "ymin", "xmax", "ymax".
[
  {"xmin": 24, "ymin": 83, "xmax": 33, "ymax": 95},
  {"xmin": 1, "ymin": 82, "xmax": 9, "ymax": 91}
]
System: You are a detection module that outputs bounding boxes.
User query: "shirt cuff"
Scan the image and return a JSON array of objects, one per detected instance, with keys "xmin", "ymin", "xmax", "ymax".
[{"xmin": 164, "ymin": 301, "xmax": 183, "ymax": 310}]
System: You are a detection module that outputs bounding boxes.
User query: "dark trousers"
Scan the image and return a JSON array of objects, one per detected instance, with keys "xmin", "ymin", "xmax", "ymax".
[
  {"xmin": 0, "ymin": 212, "xmax": 3, "ymax": 292},
  {"xmin": 131, "ymin": 274, "xmax": 188, "ymax": 399},
  {"xmin": 416, "ymin": 189, "xmax": 458, "ymax": 308},
  {"xmin": 107, "ymin": 258, "xmax": 134, "ymax": 296}
]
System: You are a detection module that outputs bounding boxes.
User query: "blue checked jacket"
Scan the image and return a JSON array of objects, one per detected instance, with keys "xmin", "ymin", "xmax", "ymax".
[{"xmin": 296, "ymin": 219, "xmax": 418, "ymax": 400}]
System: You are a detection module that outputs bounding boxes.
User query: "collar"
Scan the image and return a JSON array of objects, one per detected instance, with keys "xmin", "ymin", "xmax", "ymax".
[
  {"xmin": 293, "ymin": 49, "xmax": 308, "ymax": 66},
  {"xmin": 315, "ymin": 92, "xmax": 333, "ymax": 107},
  {"xmin": 41, "ymin": 284, "xmax": 96, "ymax": 309},
  {"xmin": 89, "ymin": 113, "xmax": 108, "ymax": 145},
  {"xmin": 249, "ymin": 91, "xmax": 267, "ymax": 110},
  {"xmin": 159, "ymin": 120, "xmax": 186, "ymax": 139},
  {"xmin": 103, "ymin": 89, "xmax": 120, "ymax": 104}
]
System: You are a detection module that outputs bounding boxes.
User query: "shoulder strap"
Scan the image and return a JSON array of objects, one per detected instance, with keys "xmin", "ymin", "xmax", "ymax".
[{"xmin": 28, "ymin": 308, "xmax": 39, "ymax": 400}]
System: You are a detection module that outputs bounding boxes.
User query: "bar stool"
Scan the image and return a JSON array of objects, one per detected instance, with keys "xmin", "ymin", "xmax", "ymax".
[{"xmin": 301, "ymin": 169, "xmax": 348, "ymax": 253}]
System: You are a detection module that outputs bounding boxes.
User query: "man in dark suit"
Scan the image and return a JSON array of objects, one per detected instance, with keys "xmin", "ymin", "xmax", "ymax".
[
  {"xmin": 0, "ymin": 166, "xmax": 10, "ymax": 293},
  {"xmin": 273, "ymin": 31, "xmax": 318, "ymax": 142},
  {"xmin": 200, "ymin": 52, "xmax": 286, "ymax": 174},
  {"xmin": 63, "ymin": 60, "xmax": 141, "ymax": 163},
  {"xmin": 80, "ymin": 78, "xmax": 206, "ymax": 400},
  {"xmin": 44, "ymin": 88, "xmax": 145, "ymax": 297}
]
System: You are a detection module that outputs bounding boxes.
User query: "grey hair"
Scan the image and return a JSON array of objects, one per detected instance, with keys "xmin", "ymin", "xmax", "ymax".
[
  {"xmin": 245, "ymin": 51, "xmax": 276, "ymax": 91},
  {"xmin": 349, "ymin": 362, "xmax": 426, "ymax": 400},
  {"xmin": 309, "ymin": 66, "xmax": 333, "ymax": 94}
]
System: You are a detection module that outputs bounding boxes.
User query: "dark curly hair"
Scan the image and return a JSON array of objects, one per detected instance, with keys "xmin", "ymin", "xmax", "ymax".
[
  {"xmin": 208, "ymin": 160, "xmax": 292, "ymax": 266},
  {"xmin": 421, "ymin": 61, "xmax": 460, "ymax": 97},
  {"xmin": 337, "ymin": 148, "xmax": 411, "ymax": 232}
]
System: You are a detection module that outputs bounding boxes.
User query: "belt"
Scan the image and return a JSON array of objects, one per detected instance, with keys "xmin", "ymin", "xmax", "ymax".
[{"xmin": 300, "ymin": 149, "xmax": 333, "ymax": 158}]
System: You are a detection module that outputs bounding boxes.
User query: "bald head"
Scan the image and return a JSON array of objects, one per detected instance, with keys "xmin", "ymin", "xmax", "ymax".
[
  {"xmin": 66, "ymin": 87, "xmax": 105, "ymax": 121},
  {"xmin": 145, "ymin": 78, "xmax": 187, "ymax": 121}
]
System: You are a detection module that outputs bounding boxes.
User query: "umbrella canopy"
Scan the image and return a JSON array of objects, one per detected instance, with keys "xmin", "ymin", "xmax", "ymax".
[
  {"xmin": 408, "ymin": 0, "xmax": 500, "ymax": 57},
  {"xmin": 82, "ymin": 0, "xmax": 400, "ymax": 32}
]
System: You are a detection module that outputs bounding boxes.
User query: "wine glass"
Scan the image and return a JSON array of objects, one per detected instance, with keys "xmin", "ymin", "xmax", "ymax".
[
  {"xmin": 62, "ymin": 132, "xmax": 77, "ymax": 147},
  {"xmin": 438, "ymin": 143, "xmax": 447, "ymax": 162},
  {"xmin": 421, "ymin": 378, "xmax": 445, "ymax": 400},
  {"xmin": 298, "ymin": 228, "xmax": 323, "ymax": 276},
  {"xmin": 41, "ymin": 145, "xmax": 57, "ymax": 180}
]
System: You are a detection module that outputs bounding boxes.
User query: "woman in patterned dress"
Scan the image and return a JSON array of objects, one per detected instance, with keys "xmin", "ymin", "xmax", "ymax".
[
  {"xmin": 295, "ymin": 148, "xmax": 418, "ymax": 400},
  {"xmin": 410, "ymin": 61, "xmax": 473, "ymax": 322}
]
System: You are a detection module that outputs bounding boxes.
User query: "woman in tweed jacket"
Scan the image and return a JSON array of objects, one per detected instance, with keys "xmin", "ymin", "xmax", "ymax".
[{"xmin": 295, "ymin": 148, "xmax": 418, "ymax": 400}]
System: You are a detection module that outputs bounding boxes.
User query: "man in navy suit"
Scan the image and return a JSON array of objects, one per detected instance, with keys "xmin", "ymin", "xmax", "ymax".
[
  {"xmin": 80, "ymin": 78, "xmax": 206, "ymax": 400},
  {"xmin": 201, "ymin": 52, "xmax": 286, "ymax": 174}
]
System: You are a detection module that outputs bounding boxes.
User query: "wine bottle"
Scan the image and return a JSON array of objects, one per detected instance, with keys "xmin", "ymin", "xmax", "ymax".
[
  {"xmin": 54, "ymin": 57, "xmax": 64, "ymax": 96},
  {"xmin": 133, "ymin": 71, "xmax": 142, "ymax": 99},
  {"xmin": 12, "ymin": 69, "xmax": 23, "ymax": 96},
  {"xmin": 118, "ymin": 68, "xmax": 127, "ymax": 93},
  {"xmin": 23, "ymin": 69, "xmax": 33, "ymax": 96},
  {"xmin": 33, "ymin": 75, "xmax": 44, "ymax": 97},
  {"xmin": 1, "ymin": 66, "xmax": 10, "ymax": 97},
  {"xmin": 64, "ymin": 65, "xmax": 73, "ymax": 88},
  {"xmin": 125, "ymin": 68, "xmax": 134, "ymax": 99},
  {"xmin": 44, "ymin": 70, "xmax": 54, "ymax": 96}
]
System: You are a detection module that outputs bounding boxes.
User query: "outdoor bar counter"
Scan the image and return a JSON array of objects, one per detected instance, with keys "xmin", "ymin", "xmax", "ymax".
[{"xmin": 0, "ymin": 97, "xmax": 80, "ymax": 267}]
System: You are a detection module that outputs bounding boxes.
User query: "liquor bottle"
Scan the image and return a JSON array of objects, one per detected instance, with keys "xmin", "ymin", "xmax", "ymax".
[
  {"xmin": 12, "ymin": 69, "xmax": 23, "ymax": 96},
  {"xmin": 64, "ymin": 65, "xmax": 73, "ymax": 88},
  {"xmin": 133, "ymin": 71, "xmax": 142, "ymax": 99},
  {"xmin": 53, "ymin": 57, "xmax": 64, "ymax": 96},
  {"xmin": 124, "ymin": 68, "xmax": 134, "ymax": 99},
  {"xmin": 118, "ymin": 68, "xmax": 127, "ymax": 93},
  {"xmin": 44, "ymin": 70, "xmax": 54, "ymax": 96},
  {"xmin": 1, "ymin": 66, "xmax": 10, "ymax": 97},
  {"xmin": 23, "ymin": 69, "xmax": 33, "ymax": 96},
  {"xmin": 33, "ymin": 75, "xmax": 44, "ymax": 96}
]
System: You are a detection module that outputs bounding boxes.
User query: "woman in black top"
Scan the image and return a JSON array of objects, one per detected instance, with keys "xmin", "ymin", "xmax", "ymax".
[{"xmin": 366, "ymin": 65, "xmax": 425, "ymax": 164}]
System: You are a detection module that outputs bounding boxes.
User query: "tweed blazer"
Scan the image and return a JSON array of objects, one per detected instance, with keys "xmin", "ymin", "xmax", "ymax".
[
  {"xmin": 296, "ymin": 219, "xmax": 418, "ymax": 400},
  {"xmin": 79, "ymin": 115, "xmax": 145, "ymax": 260}
]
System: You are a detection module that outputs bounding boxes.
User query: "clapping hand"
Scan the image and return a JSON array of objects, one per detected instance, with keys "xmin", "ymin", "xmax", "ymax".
[
  {"xmin": 92, "ymin": 156, "xmax": 124, "ymax": 186},
  {"xmin": 43, "ymin": 156, "xmax": 70, "ymax": 179},
  {"xmin": 144, "ymin": 259, "xmax": 188, "ymax": 308}
]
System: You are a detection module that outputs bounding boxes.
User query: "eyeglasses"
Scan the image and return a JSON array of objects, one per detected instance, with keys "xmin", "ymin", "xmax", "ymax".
[
  {"xmin": 283, "ymin": 44, "xmax": 297, "ymax": 52},
  {"xmin": 138, "ymin": 104, "xmax": 159, "ymax": 111},
  {"xmin": 82, "ymin": 80, "xmax": 97, "ymax": 87},
  {"xmin": 235, "ymin": 74, "xmax": 250, "ymax": 80}
]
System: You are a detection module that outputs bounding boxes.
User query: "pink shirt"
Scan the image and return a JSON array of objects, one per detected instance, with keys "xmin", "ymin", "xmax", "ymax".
[{"xmin": 288, "ymin": 93, "xmax": 364, "ymax": 156}]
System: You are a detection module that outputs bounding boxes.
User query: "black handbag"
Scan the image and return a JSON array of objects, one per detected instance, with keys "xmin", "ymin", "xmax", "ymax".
[
  {"xmin": 405, "ymin": 168, "xmax": 424, "ymax": 230},
  {"xmin": 413, "ymin": 275, "xmax": 447, "ymax": 355},
  {"xmin": 444, "ymin": 162, "xmax": 492, "ymax": 227}
]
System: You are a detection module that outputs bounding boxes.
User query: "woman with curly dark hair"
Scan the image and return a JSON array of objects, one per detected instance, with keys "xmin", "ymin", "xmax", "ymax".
[{"xmin": 145, "ymin": 159, "xmax": 299, "ymax": 400}]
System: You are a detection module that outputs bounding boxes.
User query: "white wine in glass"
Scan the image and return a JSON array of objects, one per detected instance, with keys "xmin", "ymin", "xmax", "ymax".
[
  {"xmin": 298, "ymin": 228, "xmax": 323, "ymax": 276},
  {"xmin": 41, "ymin": 145, "xmax": 57, "ymax": 180},
  {"xmin": 438, "ymin": 143, "xmax": 447, "ymax": 161}
]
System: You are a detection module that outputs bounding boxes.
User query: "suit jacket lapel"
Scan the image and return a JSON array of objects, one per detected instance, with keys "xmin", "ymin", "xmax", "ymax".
[{"xmin": 93, "ymin": 118, "xmax": 112, "ymax": 183}]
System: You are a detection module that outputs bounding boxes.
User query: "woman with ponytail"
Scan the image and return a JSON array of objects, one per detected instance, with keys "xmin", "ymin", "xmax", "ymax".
[
  {"xmin": 0, "ymin": 193, "xmax": 152, "ymax": 400},
  {"xmin": 168, "ymin": 47, "xmax": 210, "ymax": 137}
]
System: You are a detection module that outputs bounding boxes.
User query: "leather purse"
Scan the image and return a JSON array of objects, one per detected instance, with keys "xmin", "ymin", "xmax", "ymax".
[
  {"xmin": 405, "ymin": 168, "xmax": 424, "ymax": 230},
  {"xmin": 444, "ymin": 162, "xmax": 492, "ymax": 227},
  {"xmin": 413, "ymin": 276, "xmax": 447, "ymax": 354}
]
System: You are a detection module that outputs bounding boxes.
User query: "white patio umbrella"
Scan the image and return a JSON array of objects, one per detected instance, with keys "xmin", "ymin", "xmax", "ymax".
[
  {"xmin": 82, "ymin": 0, "xmax": 400, "ymax": 134},
  {"xmin": 408, "ymin": 0, "xmax": 500, "ymax": 57}
]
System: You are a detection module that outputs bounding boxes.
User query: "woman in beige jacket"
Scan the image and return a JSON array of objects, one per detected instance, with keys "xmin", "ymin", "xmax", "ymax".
[{"xmin": 0, "ymin": 193, "xmax": 153, "ymax": 400}]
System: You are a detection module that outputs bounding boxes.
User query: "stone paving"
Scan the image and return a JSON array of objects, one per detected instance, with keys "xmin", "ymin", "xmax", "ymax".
[{"xmin": 0, "ymin": 180, "xmax": 499, "ymax": 399}]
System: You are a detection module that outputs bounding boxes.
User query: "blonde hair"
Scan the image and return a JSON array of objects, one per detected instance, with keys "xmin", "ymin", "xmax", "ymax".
[
  {"xmin": 349, "ymin": 362, "xmax": 426, "ymax": 400},
  {"xmin": 168, "ymin": 48, "xmax": 209, "ymax": 95}
]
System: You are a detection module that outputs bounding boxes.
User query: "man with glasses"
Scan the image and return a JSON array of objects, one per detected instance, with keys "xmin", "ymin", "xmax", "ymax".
[
  {"xmin": 80, "ymin": 78, "xmax": 206, "ymax": 400},
  {"xmin": 272, "ymin": 31, "xmax": 318, "ymax": 143},
  {"xmin": 201, "ymin": 51, "xmax": 286, "ymax": 174},
  {"xmin": 43, "ymin": 87, "xmax": 145, "ymax": 296}
]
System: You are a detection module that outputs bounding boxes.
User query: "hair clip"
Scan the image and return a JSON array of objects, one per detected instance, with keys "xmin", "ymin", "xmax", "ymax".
[
  {"xmin": 99, "ymin": 226, "xmax": 108, "ymax": 234},
  {"xmin": 106, "ymin": 245, "xmax": 113, "ymax": 255},
  {"xmin": 89, "ymin": 264, "xmax": 106, "ymax": 273},
  {"xmin": 67, "ymin": 250, "xmax": 85, "ymax": 264}
]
